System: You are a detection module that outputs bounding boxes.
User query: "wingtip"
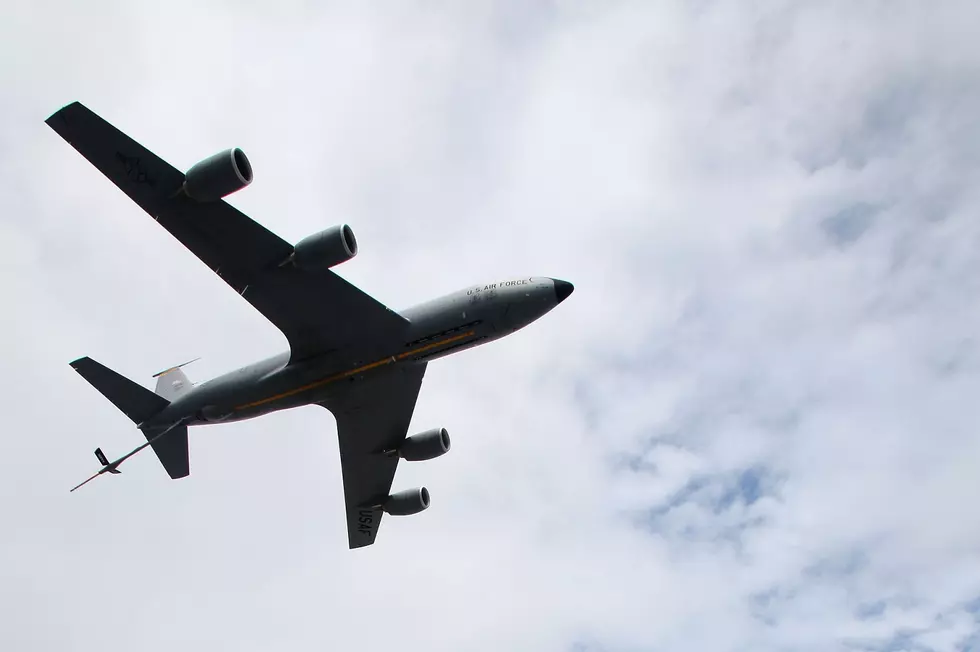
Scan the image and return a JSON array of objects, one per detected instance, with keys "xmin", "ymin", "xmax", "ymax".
[{"xmin": 45, "ymin": 101, "xmax": 84, "ymax": 127}]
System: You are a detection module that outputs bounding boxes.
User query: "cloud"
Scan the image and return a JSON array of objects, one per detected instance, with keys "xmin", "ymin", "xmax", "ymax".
[{"xmin": 3, "ymin": 1, "xmax": 980, "ymax": 650}]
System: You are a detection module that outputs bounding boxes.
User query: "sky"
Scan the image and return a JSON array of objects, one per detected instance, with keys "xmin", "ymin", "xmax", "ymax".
[{"xmin": 2, "ymin": 1, "xmax": 980, "ymax": 650}]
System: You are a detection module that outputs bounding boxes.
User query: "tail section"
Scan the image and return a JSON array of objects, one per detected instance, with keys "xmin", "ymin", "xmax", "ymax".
[{"xmin": 70, "ymin": 356, "xmax": 190, "ymax": 480}]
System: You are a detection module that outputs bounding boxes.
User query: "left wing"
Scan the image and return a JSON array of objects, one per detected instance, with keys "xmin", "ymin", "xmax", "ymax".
[
  {"xmin": 318, "ymin": 362, "xmax": 428, "ymax": 549},
  {"xmin": 45, "ymin": 101, "xmax": 408, "ymax": 362}
]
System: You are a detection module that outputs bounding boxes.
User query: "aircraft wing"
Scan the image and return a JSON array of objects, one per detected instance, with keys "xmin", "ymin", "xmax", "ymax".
[
  {"xmin": 319, "ymin": 362, "xmax": 428, "ymax": 549},
  {"xmin": 45, "ymin": 101, "xmax": 409, "ymax": 362}
]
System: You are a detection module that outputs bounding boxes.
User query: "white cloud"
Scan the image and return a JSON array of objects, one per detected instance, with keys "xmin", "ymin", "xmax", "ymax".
[{"xmin": 3, "ymin": 1, "xmax": 980, "ymax": 650}]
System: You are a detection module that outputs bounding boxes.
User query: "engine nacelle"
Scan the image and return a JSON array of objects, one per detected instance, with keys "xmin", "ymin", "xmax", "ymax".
[
  {"xmin": 292, "ymin": 225, "xmax": 358, "ymax": 271},
  {"xmin": 183, "ymin": 148, "xmax": 253, "ymax": 201},
  {"xmin": 384, "ymin": 487, "xmax": 430, "ymax": 516},
  {"xmin": 399, "ymin": 427, "xmax": 451, "ymax": 461}
]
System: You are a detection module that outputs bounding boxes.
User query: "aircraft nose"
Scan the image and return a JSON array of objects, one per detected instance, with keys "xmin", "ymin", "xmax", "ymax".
[{"xmin": 552, "ymin": 279, "xmax": 574, "ymax": 304}]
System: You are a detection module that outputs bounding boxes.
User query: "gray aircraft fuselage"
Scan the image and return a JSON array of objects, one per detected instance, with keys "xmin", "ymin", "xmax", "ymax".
[{"xmin": 145, "ymin": 276, "xmax": 573, "ymax": 430}]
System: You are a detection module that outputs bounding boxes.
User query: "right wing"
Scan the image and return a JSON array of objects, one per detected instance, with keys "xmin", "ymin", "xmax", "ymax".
[
  {"xmin": 318, "ymin": 362, "xmax": 428, "ymax": 549},
  {"xmin": 45, "ymin": 101, "xmax": 408, "ymax": 362}
]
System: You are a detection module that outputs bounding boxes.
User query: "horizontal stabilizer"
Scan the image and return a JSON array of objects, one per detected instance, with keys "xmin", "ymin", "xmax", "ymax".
[
  {"xmin": 141, "ymin": 425, "xmax": 189, "ymax": 479},
  {"xmin": 71, "ymin": 357, "xmax": 169, "ymax": 424}
]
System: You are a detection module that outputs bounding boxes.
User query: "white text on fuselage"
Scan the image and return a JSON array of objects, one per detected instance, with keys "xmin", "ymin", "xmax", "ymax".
[{"xmin": 466, "ymin": 278, "xmax": 534, "ymax": 296}]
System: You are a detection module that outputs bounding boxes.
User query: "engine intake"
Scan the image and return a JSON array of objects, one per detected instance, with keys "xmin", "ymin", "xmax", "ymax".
[
  {"xmin": 292, "ymin": 225, "xmax": 358, "ymax": 271},
  {"xmin": 384, "ymin": 487, "xmax": 430, "ymax": 516},
  {"xmin": 400, "ymin": 427, "xmax": 451, "ymax": 461},
  {"xmin": 183, "ymin": 148, "xmax": 253, "ymax": 201}
]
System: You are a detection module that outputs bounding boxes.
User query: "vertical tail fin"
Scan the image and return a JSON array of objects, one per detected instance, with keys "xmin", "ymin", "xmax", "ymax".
[
  {"xmin": 154, "ymin": 368, "xmax": 192, "ymax": 401},
  {"xmin": 152, "ymin": 358, "xmax": 199, "ymax": 401}
]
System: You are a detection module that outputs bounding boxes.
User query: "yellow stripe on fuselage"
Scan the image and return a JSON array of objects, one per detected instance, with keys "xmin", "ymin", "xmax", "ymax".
[{"xmin": 233, "ymin": 331, "xmax": 475, "ymax": 411}]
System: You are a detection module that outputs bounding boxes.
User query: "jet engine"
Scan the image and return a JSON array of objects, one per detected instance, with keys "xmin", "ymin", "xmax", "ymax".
[
  {"xmin": 291, "ymin": 225, "xmax": 358, "ymax": 270},
  {"xmin": 399, "ymin": 427, "xmax": 451, "ymax": 461},
  {"xmin": 384, "ymin": 487, "xmax": 430, "ymax": 516},
  {"xmin": 183, "ymin": 148, "xmax": 253, "ymax": 201}
]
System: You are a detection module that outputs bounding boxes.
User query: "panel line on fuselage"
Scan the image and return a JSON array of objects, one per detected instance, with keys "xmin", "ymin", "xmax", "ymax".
[
  {"xmin": 403, "ymin": 320, "xmax": 483, "ymax": 348},
  {"xmin": 232, "ymin": 330, "xmax": 476, "ymax": 411}
]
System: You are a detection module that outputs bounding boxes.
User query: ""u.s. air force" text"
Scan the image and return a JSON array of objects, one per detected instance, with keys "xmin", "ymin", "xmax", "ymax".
[{"xmin": 466, "ymin": 278, "xmax": 534, "ymax": 296}]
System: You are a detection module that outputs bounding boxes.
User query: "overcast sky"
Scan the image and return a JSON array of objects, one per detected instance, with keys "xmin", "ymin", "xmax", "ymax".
[{"xmin": 3, "ymin": 1, "xmax": 980, "ymax": 650}]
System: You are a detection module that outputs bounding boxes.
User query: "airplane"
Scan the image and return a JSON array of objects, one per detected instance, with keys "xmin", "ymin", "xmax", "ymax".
[{"xmin": 46, "ymin": 101, "xmax": 574, "ymax": 548}]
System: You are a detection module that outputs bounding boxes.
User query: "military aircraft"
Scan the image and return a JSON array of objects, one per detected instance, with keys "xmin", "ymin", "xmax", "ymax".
[{"xmin": 46, "ymin": 102, "xmax": 573, "ymax": 548}]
